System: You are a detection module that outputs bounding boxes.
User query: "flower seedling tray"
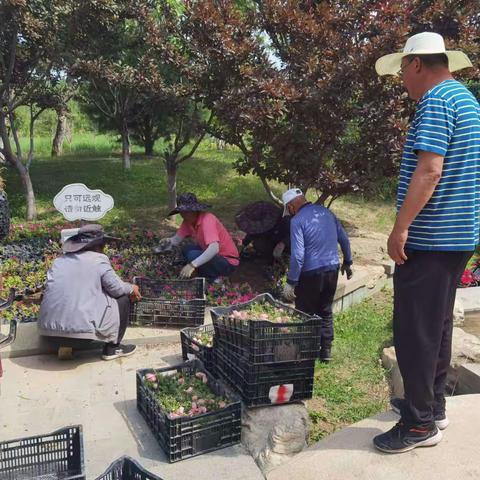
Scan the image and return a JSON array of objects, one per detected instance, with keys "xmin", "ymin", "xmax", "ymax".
[
  {"xmin": 136, "ymin": 360, "xmax": 241, "ymax": 463},
  {"xmin": 130, "ymin": 278, "xmax": 206, "ymax": 329},
  {"xmin": 211, "ymin": 293, "xmax": 321, "ymax": 364}
]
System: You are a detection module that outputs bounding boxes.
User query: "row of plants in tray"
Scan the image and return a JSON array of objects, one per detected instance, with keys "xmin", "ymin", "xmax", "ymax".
[{"xmin": 143, "ymin": 370, "xmax": 228, "ymax": 419}]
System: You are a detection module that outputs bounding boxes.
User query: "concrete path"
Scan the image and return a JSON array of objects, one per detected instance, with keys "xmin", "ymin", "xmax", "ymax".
[
  {"xmin": 267, "ymin": 394, "xmax": 480, "ymax": 480},
  {"xmin": 0, "ymin": 346, "xmax": 263, "ymax": 480},
  {"xmin": 456, "ymin": 286, "xmax": 480, "ymax": 312}
]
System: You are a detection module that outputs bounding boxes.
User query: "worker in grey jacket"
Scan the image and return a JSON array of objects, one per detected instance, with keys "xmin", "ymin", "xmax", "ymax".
[{"xmin": 38, "ymin": 224, "xmax": 141, "ymax": 360}]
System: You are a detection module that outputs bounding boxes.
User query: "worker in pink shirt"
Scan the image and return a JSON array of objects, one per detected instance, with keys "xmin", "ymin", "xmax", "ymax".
[{"xmin": 157, "ymin": 193, "xmax": 239, "ymax": 281}]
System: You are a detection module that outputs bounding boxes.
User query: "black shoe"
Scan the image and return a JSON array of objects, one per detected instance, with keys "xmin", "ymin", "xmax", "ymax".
[
  {"xmin": 102, "ymin": 343, "xmax": 137, "ymax": 361},
  {"xmin": 390, "ymin": 397, "xmax": 449, "ymax": 430},
  {"xmin": 319, "ymin": 347, "xmax": 332, "ymax": 363},
  {"xmin": 373, "ymin": 421, "xmax": 442, "ymax": 454}
]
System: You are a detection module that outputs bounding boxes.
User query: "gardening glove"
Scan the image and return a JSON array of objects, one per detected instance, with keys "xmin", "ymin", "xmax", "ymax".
[
  {"xmin": 179, "ymin": 263, "xmax": 196, "ymax": 279},
  {"xmin": 283, "ymin": 283, "xmax": 296, "ymax": 302},
  {"xmin": 272, "ymin": 242, "xmax": 285, "ymax": 260},
  {"xmin": 152, "ymin": 238, "xmax": 172, "ymax": 254},
  {"xmin": 341, "ymin": 262, "xmax": 353, "ymax": 280}
]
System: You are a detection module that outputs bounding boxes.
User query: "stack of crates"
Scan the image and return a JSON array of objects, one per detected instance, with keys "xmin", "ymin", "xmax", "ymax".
[{"xmin": 211, "ymin": 293, "xmax": 321, "ymax": 407}]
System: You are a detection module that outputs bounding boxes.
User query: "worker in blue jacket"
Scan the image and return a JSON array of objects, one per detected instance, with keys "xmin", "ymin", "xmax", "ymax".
[{"xmin": 282, "ymin": 188, "xmax": 353, "ymax": 362}]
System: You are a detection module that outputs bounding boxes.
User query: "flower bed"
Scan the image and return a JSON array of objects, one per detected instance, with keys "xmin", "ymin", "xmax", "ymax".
[
  {"xmin": 205, "ymin": 280, "xmax": 257, "ymax": 306},
  {"xmin": 1, "ymin": 224, "xmax": 264, "ymax": 320},
  {"xmin": 137, "ymin": 360, "xmax": 241, "ymax": 463}
]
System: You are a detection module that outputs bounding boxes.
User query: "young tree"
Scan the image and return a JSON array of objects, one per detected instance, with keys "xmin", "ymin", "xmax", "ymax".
[{"xmin": 0, "ymin": 0, "xmax": 69, "ymax": 220}]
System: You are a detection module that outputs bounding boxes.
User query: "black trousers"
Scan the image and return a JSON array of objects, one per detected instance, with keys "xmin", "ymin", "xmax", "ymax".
[
  {"xmin": 294, "ymin": 269, "xmax": 339, "ymax": 349},
  {"xmin": 394, "ymin": 250, "xmax": 472, "ymax": 426},
  {"xmin": 113, "ymin": 294, "xmax": 131, "ymax": 345}
]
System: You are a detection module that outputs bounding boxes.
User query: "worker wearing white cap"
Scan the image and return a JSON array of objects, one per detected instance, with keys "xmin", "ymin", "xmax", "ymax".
[{"xmin": 282, "ymin": 188, "xmax": 352, "ymax": 362}]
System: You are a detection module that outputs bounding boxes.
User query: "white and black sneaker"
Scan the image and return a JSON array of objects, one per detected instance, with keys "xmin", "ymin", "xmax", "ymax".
[
  {"xmin": 102, "ymin": 344, "xmax": 137, "ymax": 361},
  {"xmin": 390, "ymin": 397, "xmax": 449, "ymax": 430},
  {"xmin": 373, "ymin": 420, "xmax": 442, "ymax": 454}
]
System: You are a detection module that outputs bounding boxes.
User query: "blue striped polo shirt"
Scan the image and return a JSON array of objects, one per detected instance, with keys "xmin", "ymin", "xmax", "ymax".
[{"xmin": 398, "ymin": 79, "xmax": 480, "ymax": 251}]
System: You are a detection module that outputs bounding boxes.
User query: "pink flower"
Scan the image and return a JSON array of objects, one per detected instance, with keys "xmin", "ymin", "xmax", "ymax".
[
  {"xmin": 462, "ymin": 269, "xmax": 474, "ymax": 286},
  {"xmin": 145, "ymin": 373, "xmax": 156, "ymax": 382},
  {"xmin": 195, "ymin": 372, "xmax": 208, "ymax": 384}
]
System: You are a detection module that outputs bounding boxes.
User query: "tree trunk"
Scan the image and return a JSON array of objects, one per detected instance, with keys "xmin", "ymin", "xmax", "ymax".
[
  {"xmin": 143, "ymin": 116, "xmax": 155, "ymax": 156},
  {"xmin": 14, "ymin": 158, "xmax": 36, "ymax": 220},
  {"xmin": 51, "ymin": 108, "xmax": 68, "ymax": 157},
  {"xmin": 0, "ymin": 112, "xmax": 37, "ymax": 220},
  {"xmin": 144, "ymin": 136, "xmax": 154, "ymax": 156},
  {"xmin": 166, "ymin": 157, "xmax": 177, "ymax": 211},
  {"xmin": 121, "ymin": 121, "xmax": 131, "ymax": 169}
]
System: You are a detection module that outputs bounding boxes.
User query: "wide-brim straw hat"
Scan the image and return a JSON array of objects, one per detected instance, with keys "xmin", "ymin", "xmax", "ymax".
[
  {"xmin": 375, "ymin": 32, "xmax": 472, "ymax": 76},
  {"xmin": 168, "ymin": 192, "xmax": 211, "ymax": 216}
]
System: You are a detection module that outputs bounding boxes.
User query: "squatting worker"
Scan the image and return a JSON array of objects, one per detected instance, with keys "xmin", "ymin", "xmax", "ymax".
[
  {"xmin": 374, "ymin": 32, "xmax": 480, "ymax": 453},
  {"xmin": 38, "ymin": 224, "xmax": 142, "ymax": 361},
  {"xmin": 156, "ymin": 193, "xmax": 239, "ymax": 281},
  {"xmin": 281, "ymin": 188, "xmax": 353, "ymax": 362}
]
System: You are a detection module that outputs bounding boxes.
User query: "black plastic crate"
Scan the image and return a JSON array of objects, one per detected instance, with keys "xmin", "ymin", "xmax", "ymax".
[
  {"xmin": 215, "ymin": 346, "xmax": 315, "ymax": 407},
  {"xmin": 136, "ymin": 359, "xmax": 241, "ymax": 463},
  {"xmin": 0, "ymin": 425, "xmax": 85, "ymax": 480},
  {"xmin": 130, "ymin": 277, "xmax": 206, "ymax": 328},
  {"xmin": 211, "ymin": 293, "xmax": 321, "ymax": 364},
  {"xmin": 180, "ymin": 324, "xmax": 216, "ymax": 374},
  {"xmin": 95, "ymin": 456, "xmax": 162, "ymax": 480}
]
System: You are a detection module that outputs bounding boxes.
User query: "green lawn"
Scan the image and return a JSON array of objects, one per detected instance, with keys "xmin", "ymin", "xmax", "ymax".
[
  {"xmin": 6, "ymin": 135, "xmax": 282, "ymax": 231},
  {"xmin": 308, "ymin": 289, "xmax": 393, "ymax": 443}
]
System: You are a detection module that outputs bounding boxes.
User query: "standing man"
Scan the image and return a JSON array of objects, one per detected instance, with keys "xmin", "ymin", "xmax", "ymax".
[
  {"xmin": 156, "ymin": 193, "xmax": 239, "ymax": 281},
  {"xmin": 282, "ymin": 188, "xmax": 353, "ymax": 362},
  {"xmin": 374, "ymin": 32, "xmax": 480, "ymax": 453}
]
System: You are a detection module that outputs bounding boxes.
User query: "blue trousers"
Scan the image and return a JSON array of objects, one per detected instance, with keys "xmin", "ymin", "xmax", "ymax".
[{"xmin": 182, "ymin": 245, "xmax": 236, "ymax": 281}]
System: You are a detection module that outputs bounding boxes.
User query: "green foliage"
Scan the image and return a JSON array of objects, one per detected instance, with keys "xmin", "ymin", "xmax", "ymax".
[
  {"xmin": 309, "ymin": 290, "xmax": 393, "ymax": 442},
  {"xmin": 143, "ymin": 371, "xmax": 227, "ymax": 416}
]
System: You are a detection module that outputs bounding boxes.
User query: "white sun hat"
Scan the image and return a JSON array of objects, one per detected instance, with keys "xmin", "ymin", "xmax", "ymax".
[
  {"xmin": 375, "ymin": 32, "xmax": 472, "ymax": 76},
  {"xmin": 282, "ymin": 187, "xmax": 303, "ymax": 216}
]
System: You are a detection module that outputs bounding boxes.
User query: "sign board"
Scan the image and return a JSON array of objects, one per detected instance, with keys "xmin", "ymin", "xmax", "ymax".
[{"xmin": 53, "ymin": 183, "xmax": 114, "ymax": 222}]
